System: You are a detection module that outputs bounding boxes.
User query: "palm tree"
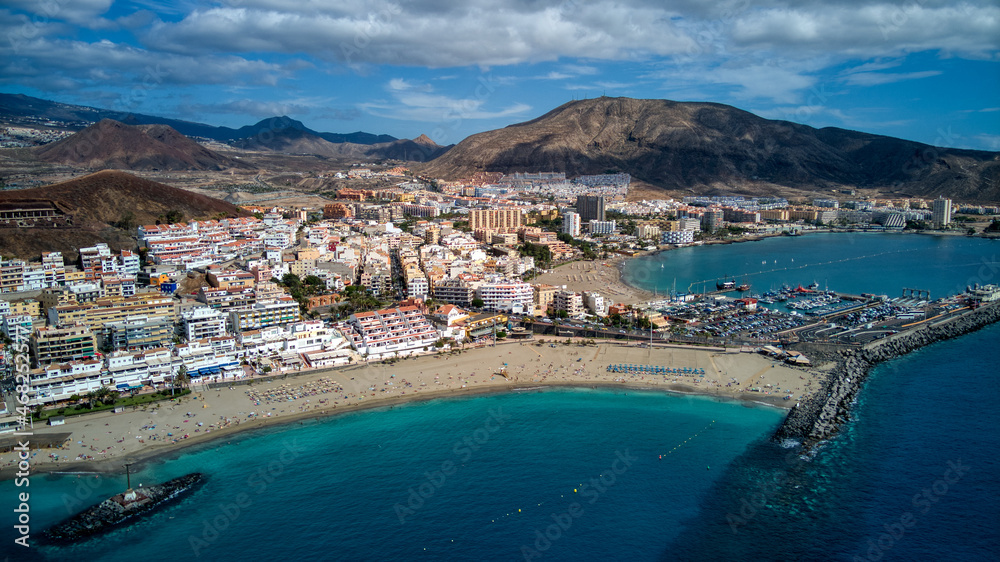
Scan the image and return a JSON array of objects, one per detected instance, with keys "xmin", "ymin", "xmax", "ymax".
[
  {"xmin": 94, "ymin": 385, "xmax": 114, "ymax": 406},
  {"xmin": 85, "ymin": 390, "xmax": 97, "ymax": 410},
  {"xmin": 172, "ymin": 365, "xmax": 189, "ymax": 395}
]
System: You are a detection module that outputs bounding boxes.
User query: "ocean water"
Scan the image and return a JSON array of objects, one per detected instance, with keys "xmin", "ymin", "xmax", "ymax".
[
  {"xmin": 4, "ymin": 233, "xmax": 999, "ymax": 561},
  {"xmin": 4, "ymin": 390, "xmax": 787, "ymax": 561},
  {"xmin": 623, "ymin": 232, "xmax": 1000, "ymax": 299},
  {"xmin": 664, "ymin": 322, "xmax": 1000, "ymax": 561}
]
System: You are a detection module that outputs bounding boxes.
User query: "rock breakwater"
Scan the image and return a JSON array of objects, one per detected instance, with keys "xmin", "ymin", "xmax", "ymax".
[{"xmin": 774, "ymin": 301, "xmax": 1000, "ymax": 446}]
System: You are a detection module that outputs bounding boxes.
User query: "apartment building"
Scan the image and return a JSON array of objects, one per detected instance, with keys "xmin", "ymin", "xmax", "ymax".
[
  {"xmin": 469, "ymin": 208, "xmax": 524, "ymax": 232},
  {"xmin": 476, "ymin": 279, "xmax": 533, "ymax": 312},
  {"xmin": 48, "ymin": 293, "xmax": 176, "ymax": 331},
  {"xmin": 28, "ymin": 359, "xmax": 104, "ymax": 404},
  {"xmin": 533, "ymin": 284, "xmax": 558, "ymax": 314},
  {"xmin": 562, "ymin": 211, "xmax": 581, "ymax": 237},
  {"xmin": 433, "ymin": 278, "xmax": 477, "ymax": 306},
  {"xmin": 198, "ymin": 286, "xmax": 257, "ymax": 310},
  {"xmin": 340, "ymin": 306, "xmax": 439, "ymax": 359},
  {"xmin": 207, "ymin": 269, "xmax": 255, "ymax": 290},
  {"xmin": 102, "ymin": 315, "xmax": 174, "ymax": 351},
  {"xmin": 181, "ymin": 307, "xmax": 228, "ymax": 341},
  {"xmin": 228, "ymin": 298, "xmax": 301, "ymax": 332},
  {"xmin": 554, "ymin": 290, "xmax": 585, "ymax": 318},
  {"xmin": 575, "ymin": 195, "xmax": 606, "ymax": 222},
  {"xmin": 31, "ymin": 324, "xmax": 97, "ymax": 366}
]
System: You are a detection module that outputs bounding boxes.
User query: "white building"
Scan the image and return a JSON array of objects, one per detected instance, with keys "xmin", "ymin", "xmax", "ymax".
[
  {"xmin": 340, "ymin": 306, "xmax": 439, "ymax": 360},
  {"xmin": 407, "ymin": 275, "xmax": 429, "ymax": 300},
  {"xmin": 181, "ymin": 307, "xmax": 228, "ymax": 341},
  {"xmin": 2, "ymin": 314, "xmax": 33, "ymax": 341},
  {"xmin": 679, "ymin": 218, "xmax": 701, "ymax": 231},
  {"xmin": 562, "ymin": 211, "xmax": 581, "ymax": 237},
  {"xmin": 662, "ymin": 230, "xmax": 695, "ymax": 245},
  {"xmin": 588, "ymin": 220, "xmax": 617, "ymax": 235},
  {"xmin": 554, "ymin": 290, "xmax": 585, "ymax": 318},
  {"xmin": 932, "ymin": 197, "xmax": 952, "ymax": 229},
  {"xmin": 583, "ymin": 291, "xmax": 607, "ymax": 316},
  {"xmin": 475, "ymin": 279, "xmax": 534, "ymax": 312},
  {"xmin": 282, "ymin": 321, "xmax": 347, "ymax": 354},
  {"xmin": 27, "ymin": 359, "xmax": 104, "ymax": 404}
]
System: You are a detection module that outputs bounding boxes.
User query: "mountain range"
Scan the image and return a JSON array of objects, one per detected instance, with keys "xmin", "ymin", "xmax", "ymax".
[
  {"xmin": 420, "ymin": 97, "xmax": 1000, "ymax": 200},
  {"xmin": 0, "ymin": 93, "xmax": 396, "ymax": 144},
  {"xmin": 229, "ymin": 115, "xmax": 448, "ymax": 162},
  {"xmin": 5, "ymin": 93, "xmax": 999, "ymax": 200}
]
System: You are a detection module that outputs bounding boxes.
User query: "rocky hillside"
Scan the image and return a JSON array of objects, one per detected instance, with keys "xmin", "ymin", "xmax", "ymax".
[
  {"xmin": 34, "ymin": 119, "xmax": 252, "ymax": 171},
  {"xmin": 420, "ymin": 97, "xmax": 1000, "ymax": 200},
  {"xmin": 0, "ymin": 170, "xmax": 248, "ymax": 259}
]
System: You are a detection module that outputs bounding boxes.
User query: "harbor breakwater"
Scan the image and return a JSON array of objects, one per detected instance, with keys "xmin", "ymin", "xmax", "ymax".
[{"xmin": 774, "ymin": 300, "xmax": 1000, "ymax": 446}]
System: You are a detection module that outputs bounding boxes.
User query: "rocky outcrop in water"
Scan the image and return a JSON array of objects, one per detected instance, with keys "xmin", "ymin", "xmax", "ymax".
[
  {"xmin": 44, "ymin": 473, "xmax": 204, "ymax": 543},
  {"xmin": 774, "ymin": 301, "xmax": 1000, "ymax": 446}
]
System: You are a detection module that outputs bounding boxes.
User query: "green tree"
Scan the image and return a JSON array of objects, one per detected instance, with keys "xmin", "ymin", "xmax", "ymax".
[
  {"xmin": 173, "ymin": 365, "xmax": 189, "ymax": 395},
  {"xmin": 472, "ymin": 297, "xmax": 485, "ymax": 308},
  {"xmin": 282, "ymin": 273, "xmax": 302, "ymax": 289},
  {"xmin": 164, "ymin": 209, "xmax": 185, "ymax": 224},
  {"xmin": 115, "ymin": 211, "xmax": 136, "ymax": 231}
]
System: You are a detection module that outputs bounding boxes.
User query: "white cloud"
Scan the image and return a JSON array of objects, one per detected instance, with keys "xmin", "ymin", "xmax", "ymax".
[
  {"xmin": 648, "ymin": 59, "xmax": 823, "ymax": 105},
  {"xmin": 3, "ymin": 0, "xmax": 113, "ymax": 27},
  {"xmin": 360, "ymin": 78, "xmax": 531, "ymax": 122},
  {"xmin": 0, "ymin": 35, "xmax": 295, "ymax": 94},
  {"xmin": 730, "ymin": 4, "xmax": 999, "ymax": 58},
  {"xmin": 973, "ymin": 133, "xmax": 1000, "ymax": 150},
  {"xmin": 844, "ymin": 70, "xmax": 942, "ymax": 86},
  {"xmin": 141, "ymin": 3, "xmax": 696, "ymax": 67}
]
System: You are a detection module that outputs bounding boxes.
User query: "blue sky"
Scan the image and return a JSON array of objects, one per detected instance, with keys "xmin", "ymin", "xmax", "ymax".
[{"xmin": 2, "ymin": 0, "xmax": 998, "ymax": 149}]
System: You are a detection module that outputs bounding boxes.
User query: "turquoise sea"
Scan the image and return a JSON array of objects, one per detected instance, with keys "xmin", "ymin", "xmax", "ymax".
[
  {"xmin": 3, "ymin": 233, "xmax": 998, "ymax": 561},
  {"xmin": 622, "ymin": 232, "xmax": 999, "ymax": 300}
]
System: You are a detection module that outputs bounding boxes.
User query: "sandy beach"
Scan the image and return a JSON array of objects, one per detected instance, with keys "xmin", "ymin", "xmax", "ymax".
[
  {"xmin": 0, "ymin": 339, "xmax": 818, "ymax": 480},
  {"xmin": 532, "ymin": 256, "xmax": 656, "ymax": 305}
]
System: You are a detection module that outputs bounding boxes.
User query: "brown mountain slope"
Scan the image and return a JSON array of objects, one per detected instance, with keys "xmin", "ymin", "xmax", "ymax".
[
  {"xmin": 231, "ymin": 123, "xmax": 449, "ymax": 162},
  {"xmin": 0, "ymin": 170, "xmax": 249, "ymax": 260},
  {"xmin": 420, "ymin": 97, "xmax": 1000, "ymax": 201},
  {"xmin": 35, "ymin": 119, "xmax": 252, "ymax": 171}
]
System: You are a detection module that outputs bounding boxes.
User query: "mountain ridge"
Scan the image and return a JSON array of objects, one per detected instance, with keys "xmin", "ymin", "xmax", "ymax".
[
  {"xmin": 0, "ymin": 92, "xmax": 396, "ymax": 145},
  {"xmin": 419, "ymin": 97, "xmax": 1000, "ymax": 200}
]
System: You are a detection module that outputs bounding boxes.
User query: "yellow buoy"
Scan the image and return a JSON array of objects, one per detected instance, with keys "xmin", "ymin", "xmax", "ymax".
[{"xmin": 573, "ymin": 488, "xmax": 577, "ymax": 493}]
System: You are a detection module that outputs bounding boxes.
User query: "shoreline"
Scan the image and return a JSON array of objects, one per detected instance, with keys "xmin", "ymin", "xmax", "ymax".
[
  {"xmin": 26, "ymin": 380, "xmax": 791, "ymax": 481},
  {"xmin": 4, "ymin": 340, "xmax": 808, "ymax": 482},
  {"xmin": 775, "ymin": 300, "xmax": 1000, "ymax": 446}
]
